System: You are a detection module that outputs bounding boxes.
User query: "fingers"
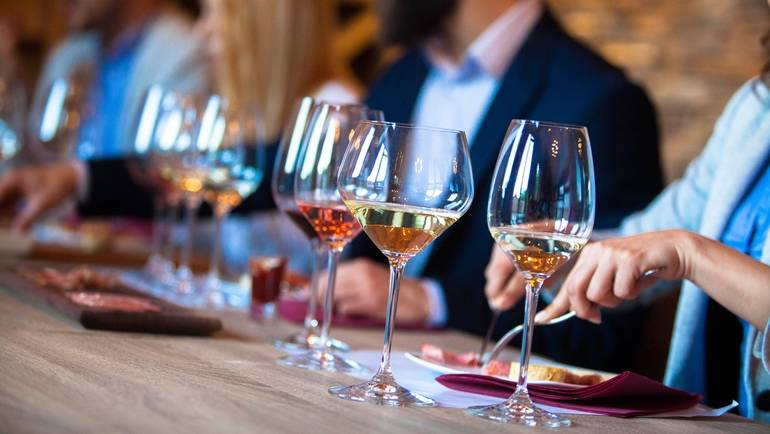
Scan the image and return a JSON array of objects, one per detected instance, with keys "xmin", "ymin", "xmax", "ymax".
[
  {"xmin": 489, "ymin": 273, "xmax": 525, "ymax": 311},
  {"xmin": 0, "ymin": 171, "xmax": 20, "ymax": 208},
  {"xmin": 328, "ymin": 259, "xmax": 386, "ymax": 317},
  {"xmin": 484, "ymin": 246, "xmax": 522, "ymax": 310},
  {"xmin": 535, "ymin": 285, "xmax": 571, "ymax": 323},
  {"xmin": 562, "ymin": 253, "xmax": 601, "ymax": 324},
  {"xmin": 585, "ymin": 259, "xmax": 623, "ymax": 308},
  {"xmin": 13, "ymin": 193, "xmax": 50, "ymax": 232}
]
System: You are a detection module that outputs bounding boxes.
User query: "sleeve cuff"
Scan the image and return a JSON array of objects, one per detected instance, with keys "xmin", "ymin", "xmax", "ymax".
[
  {"xmin": 70, "ymin": 160, "xmax": 89, "ymax": 202},
  {"xmin": 754, "ymin": 317, "xmax": 770, "ymax": 374},
  {"xmin": 422, "ymin": 278, "xmax": 448, "ymax": 327}
]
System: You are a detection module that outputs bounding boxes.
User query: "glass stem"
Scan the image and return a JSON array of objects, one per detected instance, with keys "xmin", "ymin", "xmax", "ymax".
[
  {"xmin": 318, "ymin": 248, "xmax": 341, "ymax": 351},
  {"xmin": 162, "ymin": 198, "xmax": 179, "ymax": 265},
  {"xmin": 303, "ymin": 239, "xmax": 324, "ymax": 334},
  {"xmin": 207, "ymin": 206, "xmax": 227, "ymax": 283},
  {"xmin": 512, "ymin": 278, "xmax": 542, "ymax": 397},
  {"xmin": 378, "ymin": 259, "xmax": 405, "ymax": 376},
  {"xmin": 179, "ymin": 195, "xmax": 201, "ymax": 276},
  {"xmin": 149, "ymin": 197, "xmax": 165, "ymax": 261}
]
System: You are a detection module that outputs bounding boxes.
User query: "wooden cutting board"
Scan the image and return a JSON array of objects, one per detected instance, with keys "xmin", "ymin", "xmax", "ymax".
[{"xmin": 0, "ymin": 264, "xmax": 222, "ymax": 336}]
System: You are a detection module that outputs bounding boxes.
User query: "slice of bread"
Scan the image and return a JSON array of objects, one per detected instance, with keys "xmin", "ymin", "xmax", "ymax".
[{"xmin": 508, "ymin": 362, "xmax": 603, "ymax": 386}]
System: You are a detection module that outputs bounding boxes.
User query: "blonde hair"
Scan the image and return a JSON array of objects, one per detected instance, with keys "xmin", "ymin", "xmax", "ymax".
[{"xmin": 207, "ymin": 0, "xmax": 336, "ymax": 141}]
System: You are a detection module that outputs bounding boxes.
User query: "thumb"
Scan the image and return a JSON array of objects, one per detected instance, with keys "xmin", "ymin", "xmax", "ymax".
[
  {"xmin": 13, "ymin": 194, "xmax": 49, "ymax": 232},
  {"xmin": 535, "ymin": 285, "xmax": 570, "ymax": 323},
  {"xmin": 0, "ymin": 172, "xmax": 19, "ymax": 206}
]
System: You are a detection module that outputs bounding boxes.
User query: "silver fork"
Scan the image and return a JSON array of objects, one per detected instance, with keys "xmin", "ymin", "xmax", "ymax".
[
  {"xmin": 480, "ymin": 310, "xmax": 576, "ymax": 367},
  {"xmin": 480, "ymin": 267, "xmax": 663, "ymax": 367}
]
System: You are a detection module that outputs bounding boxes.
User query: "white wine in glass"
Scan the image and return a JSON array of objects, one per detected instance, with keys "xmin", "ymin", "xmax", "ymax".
[
  {"xmin": 489, "ymin": 228, "xmax": 588, "ymax": 279},
  {"xmin": 196, "ymin": 96, "xmax": 266, "ymax": 307},
  {"xmin": 344, "ymin": 200, "xmax": 461, "ymax": 259},
  {"xmin": 466, "ymin": 119, "xmax": 595, "ymax": 428},
  {"xmin": 332, "ymin": 121, "xmax": 474, "ymax": 407}
]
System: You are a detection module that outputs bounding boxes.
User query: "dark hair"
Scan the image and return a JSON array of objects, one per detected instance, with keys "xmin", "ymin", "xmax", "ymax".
[{"xmin": 377, "ymin": 0, "xmax": 459, "ymax": 47}]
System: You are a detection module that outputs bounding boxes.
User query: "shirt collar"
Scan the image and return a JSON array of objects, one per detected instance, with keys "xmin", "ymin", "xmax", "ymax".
[
  {"xmin": 423, "ymin": 0, "xmax": 543, "ymax": 79},
  {"xmin": 102, "ymin": 14, "xmax": 155, "ymax": 60}
]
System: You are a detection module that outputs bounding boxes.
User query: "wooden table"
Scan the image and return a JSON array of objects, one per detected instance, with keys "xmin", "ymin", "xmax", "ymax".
[{"xmin": 0, "ymin": 269, "xmax": 764, "ymax": 433}]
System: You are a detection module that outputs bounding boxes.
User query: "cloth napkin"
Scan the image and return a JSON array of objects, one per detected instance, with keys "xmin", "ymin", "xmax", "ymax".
[
  {"xmin": 436, "ymin": 371, "xmax": 702, "ymax": 417},
  {"xmin": 277, "ymin": 299, "xmax": 441, "ymax": 330}
]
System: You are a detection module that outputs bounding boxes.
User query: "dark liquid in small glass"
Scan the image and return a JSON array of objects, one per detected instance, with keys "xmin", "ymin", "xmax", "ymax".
[{"xmin": 250, "ymin": 256, "xmax": 287, "ymax": 303}]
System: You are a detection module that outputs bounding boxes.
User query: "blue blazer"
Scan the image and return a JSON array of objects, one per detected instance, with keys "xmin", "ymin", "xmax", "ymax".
[{"xmin": 351, "ymin": 10, "xmax": 664, "ymax": 371}]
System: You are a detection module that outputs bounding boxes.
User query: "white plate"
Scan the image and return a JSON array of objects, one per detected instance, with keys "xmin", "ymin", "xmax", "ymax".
[
  {"xmin": 404, "ymin": 352, "xmax": 485, "ymax": 375},
  {"xmin": 404, "ymin": 352, "xmax": 584, "ymax": 387}
]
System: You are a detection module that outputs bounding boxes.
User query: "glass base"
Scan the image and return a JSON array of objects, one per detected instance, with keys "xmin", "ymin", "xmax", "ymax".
[
  {"xmin": 273, "ymin": 332, "xmax": 351, "ymax": 352},
  {"xmin": 465, "ymin": 389, "xmax": 570, "ymax": 428},
  {"xmin": 328, "ymin": 372, "xmax": 436, "ymax": 407},
  {"xmin": 277, "ymin": 349, "xmax": 363, "ymax": 374},
  {"xmin": 202, "ymin": 277, "xmax": 227, "ymax": 309},
  {"xmin": 175, "ymin": 265, "xmax": 196, "ymax": 295}
]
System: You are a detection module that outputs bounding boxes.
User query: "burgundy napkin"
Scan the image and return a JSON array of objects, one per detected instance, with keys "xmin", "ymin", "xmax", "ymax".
[
  {"xmin": 277, "ymin": 299, "xmax": 442, "ymax": 331},
  {"xmin": 436, "ymin": 371, "xmax": 702, "ymax": 417}
]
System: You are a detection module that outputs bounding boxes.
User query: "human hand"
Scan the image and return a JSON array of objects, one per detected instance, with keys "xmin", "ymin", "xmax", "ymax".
[
  {"xmin": 323, "ymin": 258, "xmax": 431, "ymax": 323},
  {"xmin": 484, "ymin": 245, "xmax": 526, "ymax": 311},
  {"xmin": 0, "ymin": 162, "xmax": 79, "ymax": 231},
  {"xmin": 535, "ymin": 230, "xmax": 693, "ymax": 324}
]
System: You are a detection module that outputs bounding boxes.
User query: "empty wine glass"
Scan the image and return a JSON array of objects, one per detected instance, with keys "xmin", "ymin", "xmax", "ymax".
[
  {"xmin": 465, "ymin": 120, "xmax": 595, "ymax": 427},
  {"xmin": 331, "ymin": 121, "xmax": 474, "ymax": 407},
  {"xmin": 29, "ymin": 71, "xmax": 94, "ymax": 161},
  {"xmin": 128, "ymin": 85, "xmax": 181, "ymax": 282},
  {"xmin": 197, "ymin": 96, "xmax": 266, "ymax": 307},
  {"xmin": 0, "ymin": 72, "xmax": 24, "ymax": 170},
  {"xmin": 277, "ymin": 103, "xmax": 383, "ymax": 373},
  {"xmin": 162, "ymin": 93, "xmax": 208, "ymax": 297},
  {"xmin": 271, "ymin": 96, "xmax": 349, "ymax": 352}
]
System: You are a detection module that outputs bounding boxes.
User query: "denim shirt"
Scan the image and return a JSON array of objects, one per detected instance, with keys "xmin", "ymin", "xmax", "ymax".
[
  {"xmin": 77, "ymin": 21, "xmax": 149, "ymax": 160},
  {"xmin": 717, "ymin": 151, "xmax": 770, "ymax": 415}
]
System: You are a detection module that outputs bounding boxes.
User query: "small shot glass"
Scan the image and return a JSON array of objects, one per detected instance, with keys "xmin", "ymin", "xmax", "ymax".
[{"xmin": 249, "ymin": 256, "xmax": 288, "ymax": 322}]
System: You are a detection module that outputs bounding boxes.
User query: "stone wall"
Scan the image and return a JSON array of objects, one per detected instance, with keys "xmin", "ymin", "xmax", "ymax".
[{"xmin": 550, "ymin": 0, "xmax": 770, "ymax": 181}]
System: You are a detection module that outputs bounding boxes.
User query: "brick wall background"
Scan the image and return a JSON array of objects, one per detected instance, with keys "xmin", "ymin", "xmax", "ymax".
[{"xmin": 550, "ymin": 0, "xmax": 770, "ymax": 181}]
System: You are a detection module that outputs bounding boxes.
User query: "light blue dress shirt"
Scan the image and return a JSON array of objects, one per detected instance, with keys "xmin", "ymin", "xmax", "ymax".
[{"xmin": 406, "ymin": 0, "xmax": 543, "ymax": 325}]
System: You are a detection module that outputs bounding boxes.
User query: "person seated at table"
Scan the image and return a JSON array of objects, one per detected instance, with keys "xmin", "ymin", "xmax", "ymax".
[
  {"xmin": 0, "ymin": 0, "xmax": 359, "ymax": 228},
  {"xmin": 330, "ymin": 0, "xmax": 663, "ymax": 372},
  {"xmin": 485, "ymin": 40, "xmax": 770, "ymax": 420},
  {"xmin": 31, "ymin": 0, "xmax": 211, "ymax": 160}
]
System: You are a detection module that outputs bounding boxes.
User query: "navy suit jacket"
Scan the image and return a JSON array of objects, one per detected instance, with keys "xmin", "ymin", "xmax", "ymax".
[
  {"xmin": 77, "ymin": 10, "xmax": 661, "ymax": 372},
  {"xmin": 349, "ymin": 10, "xmax": 663, "ymax": 371}
]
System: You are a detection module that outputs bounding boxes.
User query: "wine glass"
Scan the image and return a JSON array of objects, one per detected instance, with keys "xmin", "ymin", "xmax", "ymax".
[
  {"xmin": 331, "ymin": 121, "xmax": 474, "ymax": 407},
  {"xmin": 277, "ymin": 103, "xmax": 383, "ymax": 373},
  {"xmin": 163, "ymin": 93, "xmax": 208, "ymax": 297},
  {"xmin": 197, "ymin": 96, "xmax": 266, "ymax": 307},
  {"xmin": 466, "ymin": 120, "xmax": 595, "ymax": 427},
  {"xmin": 29, "ymin": 71, "xmax": 94, "ymax": 161},
  {"xmin": 0, "ymin": 72, "xmax": 24, "ymax": 170},
  {"xmin": 271, "ymin": 97, "xmax": 349, "ymax": 352},
  {"xmin": 129, "ymin": 85, "xmax": 181, "ymax": 283}
]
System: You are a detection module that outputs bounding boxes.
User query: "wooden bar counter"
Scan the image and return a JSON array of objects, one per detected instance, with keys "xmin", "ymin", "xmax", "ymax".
[{"xmin": 0, "ymin": 264, "xmax": 765, "ymax": 433}]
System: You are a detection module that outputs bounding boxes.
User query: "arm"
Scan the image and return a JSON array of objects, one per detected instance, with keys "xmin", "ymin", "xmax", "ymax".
[
  {"xmin": 0, "ymin": 158, "xmax": 155, "ymax": 231},
  {"xmin": 485, "ymin": 80, "xmax": 759, "ymax": 311},
  {"xmin": 538, "ymin": 230, "xmax": 770, "ymax": 331}
]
